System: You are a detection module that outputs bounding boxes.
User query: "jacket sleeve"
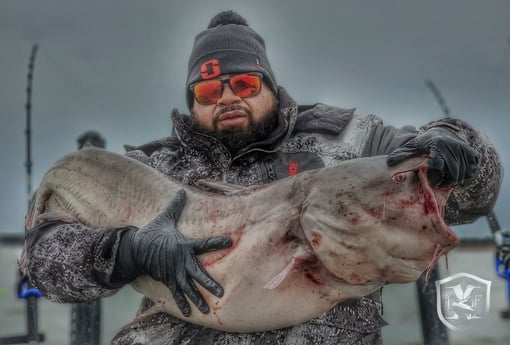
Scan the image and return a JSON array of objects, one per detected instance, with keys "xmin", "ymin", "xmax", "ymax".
[
  {"xmin": 364, "ymin": 117, "xmax": 503, "ymax": 225},
  {"xmin": 23, "ymin": 220, "xmax": 134, "ymax": 303},
  {"xmin": 22, "ymin": 140, "xmax": 180, "ymax": 303}
]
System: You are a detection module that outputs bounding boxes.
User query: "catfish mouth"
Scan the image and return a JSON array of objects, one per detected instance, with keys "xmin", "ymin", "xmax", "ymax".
[
  {"xmin": 387, "ymin": 161, "xmax": 458, "ymax": 247},
  {"xmin": 403, "ymin": 163, "xmax": 459, "ymax": 281}
]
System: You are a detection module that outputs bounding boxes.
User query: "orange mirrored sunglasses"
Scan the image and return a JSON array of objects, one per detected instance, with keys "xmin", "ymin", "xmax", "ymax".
[{"xmin": 190, "ymin": 73, "xmax": 262, "ymax": 105}]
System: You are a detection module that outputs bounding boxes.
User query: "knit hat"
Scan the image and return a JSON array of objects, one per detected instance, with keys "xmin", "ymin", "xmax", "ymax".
[{"xmin": 186, "ymin": 10, "xmax": 278, "ymax": 108}]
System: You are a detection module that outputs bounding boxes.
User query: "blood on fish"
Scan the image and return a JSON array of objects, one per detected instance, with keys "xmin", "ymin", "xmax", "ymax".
[
  {"xmin": 396, "ymin": 197, "xmax": 419, "ymax": 208},
  {"xmin": 201, "ymin": 225, "xmax": 244, "ymax": 267},
  {"xmin": 347, "ymin": 212, "xmax": 361, "ymax": 225},
  {"xmin": 363, "ymin": 207, "xmax": 381, "ymax": 219},
  {"xmin": 311, "ymin": 231, "xmax": 322, "ymax": 247},
  {"xmin": 305, "ymin": 272, "xmax": 321, "ymax": 285},
  {"xmin": 349, "ymin": 272, "xmax": 360, "ymax": 284}
]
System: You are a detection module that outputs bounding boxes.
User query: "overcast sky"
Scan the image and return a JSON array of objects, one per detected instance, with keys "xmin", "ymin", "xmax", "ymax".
[{"xmin": 1, "ymin": 0, "xmax": 509, "ymax": 237}]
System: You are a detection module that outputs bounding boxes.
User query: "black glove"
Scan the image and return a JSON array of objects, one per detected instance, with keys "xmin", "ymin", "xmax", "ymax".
[
  {"xmin": 387, "ymin": 127, "xmax": 479, "ymax": 187},
  {"xmin": 115, "ymin": 189, "xmax": 232, "ymax": 316}
]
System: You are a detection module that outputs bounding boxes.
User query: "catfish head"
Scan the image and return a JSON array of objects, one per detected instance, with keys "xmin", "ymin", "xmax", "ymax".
[{"xmin": 300, "ymin": 156, "xmax": 459, "ymax": 287}]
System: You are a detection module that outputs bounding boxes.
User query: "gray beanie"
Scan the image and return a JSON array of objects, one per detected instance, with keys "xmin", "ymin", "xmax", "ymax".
[{"xmin": 186, "ymin": 10, "xmax": 278, "ymax": 108}]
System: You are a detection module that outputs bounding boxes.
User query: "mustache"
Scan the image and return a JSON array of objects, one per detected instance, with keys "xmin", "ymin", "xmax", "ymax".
[{"xmin": 214, "ymin": 104, "xmax": 251, "ymax": 120}]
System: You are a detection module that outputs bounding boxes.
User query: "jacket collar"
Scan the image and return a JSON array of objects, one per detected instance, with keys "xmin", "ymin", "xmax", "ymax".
[{"xmin": 172, "ymin": 87, "xmax": 298, "ymax": 159}]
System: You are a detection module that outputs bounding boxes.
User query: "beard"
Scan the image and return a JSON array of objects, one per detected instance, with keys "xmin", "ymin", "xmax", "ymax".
[{"xmin": 190, "ymin": 103, "xmax": 279, "ymax": 153}]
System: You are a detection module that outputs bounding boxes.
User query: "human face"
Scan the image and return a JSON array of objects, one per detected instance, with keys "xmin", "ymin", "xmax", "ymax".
[{"xmin": 191, "ymin": 74, "xmax": 277, "ymax": 134}]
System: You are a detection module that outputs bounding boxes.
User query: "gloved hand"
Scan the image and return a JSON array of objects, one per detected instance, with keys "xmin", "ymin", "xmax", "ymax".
[
  {"xmin": 116, "ymin": 189, "xmax": 232, "ymax": 316},
  {"xmin": 387, "ymin": 127, "xmax": 479, "ymax": 187}
]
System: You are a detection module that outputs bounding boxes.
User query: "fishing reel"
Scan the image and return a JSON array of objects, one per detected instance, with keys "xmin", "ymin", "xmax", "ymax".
[
  {"xmin": 494, "ymin": 229, "xmax": 510, "ymax": 319},
  {"xmin": 0, "ymin": 272, "xmax": 45, "ymax": 345}
]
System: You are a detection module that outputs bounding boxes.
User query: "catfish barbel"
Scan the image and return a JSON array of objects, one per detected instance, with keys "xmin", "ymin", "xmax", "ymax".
[{"xmin": 24, "ymin": 147, "xmax": 458, "ymax": 332}]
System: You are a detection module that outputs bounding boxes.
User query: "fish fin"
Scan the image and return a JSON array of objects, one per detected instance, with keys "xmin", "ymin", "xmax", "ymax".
[
  {"xmin": 264, "ymin": 260, "xmax": 295, "ymax": 289},
  {"xmin": 196, "ymin": 179, "xmax": 248, "ymax": 195},
  {"xmin": 264, "ymin": 251, "xmax": 315, "ymax": 289}
]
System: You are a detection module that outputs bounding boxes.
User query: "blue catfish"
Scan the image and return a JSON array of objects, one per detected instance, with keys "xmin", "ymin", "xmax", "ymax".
[{"xmin": 25, "ymin": 147, "xmax": 458, "ymax": 332}]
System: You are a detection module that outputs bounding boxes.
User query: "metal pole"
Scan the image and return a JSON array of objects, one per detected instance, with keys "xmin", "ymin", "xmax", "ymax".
[
  {"xmin": 70, "ymin": 300, "xmax": 102, "ymax": 345},
  {"xmin": 416, "ymin": 268, "xmax": 449, "ymax": 345},
  {"xmin": 26, "ymin": 295, "xmax": 40, "ymax": 345}
]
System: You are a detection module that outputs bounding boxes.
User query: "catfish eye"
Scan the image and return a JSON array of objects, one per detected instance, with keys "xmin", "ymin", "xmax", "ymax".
[{"xmin": 393, "ymin": 173, "xmax": 407, "ymax": 183}]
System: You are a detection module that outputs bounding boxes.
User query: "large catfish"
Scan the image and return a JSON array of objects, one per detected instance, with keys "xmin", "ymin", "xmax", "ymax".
[{"xmin": 25, "ymin": 147, "xmax": 458, "ymax": 332}]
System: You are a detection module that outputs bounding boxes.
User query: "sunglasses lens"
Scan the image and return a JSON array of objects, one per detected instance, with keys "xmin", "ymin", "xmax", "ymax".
[
  {"xmin": 192, "ymin": 74, "xmax": 262, "ymax": 105},
  {"xmin": 193, "ymin": 80, "xmax": 222, "ymax": 105},
  {"xmin": 230, "ymin": 74, "xmax": 261, "ymax": 98}
]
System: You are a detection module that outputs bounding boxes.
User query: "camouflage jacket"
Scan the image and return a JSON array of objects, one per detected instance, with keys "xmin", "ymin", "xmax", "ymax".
[{"xmin": 24, "ymin": 87, "xmax": 502, "ymax": 345}]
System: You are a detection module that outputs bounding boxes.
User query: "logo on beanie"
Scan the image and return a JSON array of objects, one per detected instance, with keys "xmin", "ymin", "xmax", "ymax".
[
  {"xmin": 200, "ymin": 59, "xmax": 221, "ymax": 79},
  {"xmin": 255, "ymin": 58, "xmax": 266, "ymax": 72}
]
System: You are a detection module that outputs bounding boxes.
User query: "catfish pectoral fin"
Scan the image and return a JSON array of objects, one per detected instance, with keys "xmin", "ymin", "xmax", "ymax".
[{"xmin": 264, "ymin": 250, "xmax": 315, "ymax": 289}]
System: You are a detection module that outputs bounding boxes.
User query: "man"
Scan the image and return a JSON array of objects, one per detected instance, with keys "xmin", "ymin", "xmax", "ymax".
[{"xmin": 23, "ymin": 10, "xmax": 501, "ymax": 345}]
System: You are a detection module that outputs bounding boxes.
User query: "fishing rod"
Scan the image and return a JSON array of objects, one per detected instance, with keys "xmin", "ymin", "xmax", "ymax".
[
  {"xmin": 0, "ymin": 43, "xmax": 45, "ymax": 345},
  {"xmin": 425, "ymin": 78, "xmax": 510, "ymax": 319},
  {"xmin": 425, "ymin": 79, "xmax": 451, "ymax": 117},
  {"xmin": 21, "ymin": 42, "xmax": 45, "ymax": 345},
  {"xmin": 25, "ymin": 44, "xmax": 37, "ymax": 201}
]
